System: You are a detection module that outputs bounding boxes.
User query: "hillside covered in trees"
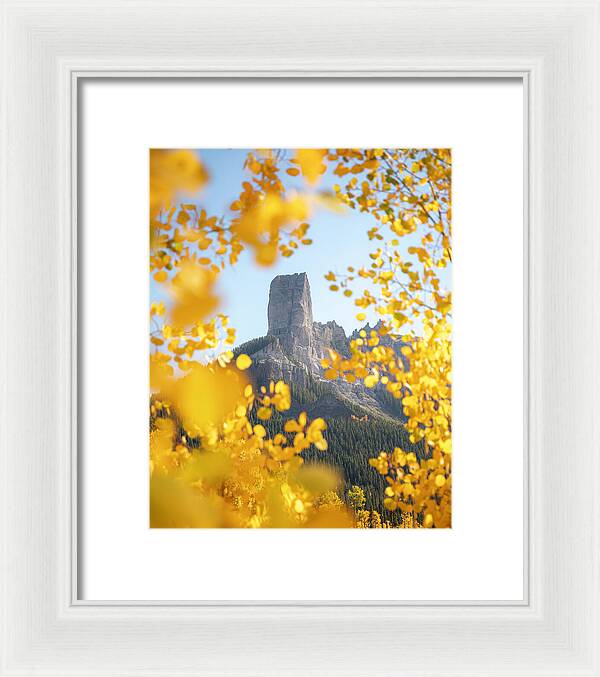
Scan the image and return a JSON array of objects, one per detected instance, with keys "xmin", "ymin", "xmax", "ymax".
[{"xmin": 234, "ymin": 274, "xmax": 426, "ymax": 524}]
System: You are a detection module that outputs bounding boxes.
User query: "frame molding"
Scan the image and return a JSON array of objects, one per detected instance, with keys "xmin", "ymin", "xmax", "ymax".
[
  {"xmin": 71, "ymin": 72, "xmax": 531, "ymax": 609},
  {"xmin": 2, "ymin": 1, "xmax": 598, "ymax": 675}
]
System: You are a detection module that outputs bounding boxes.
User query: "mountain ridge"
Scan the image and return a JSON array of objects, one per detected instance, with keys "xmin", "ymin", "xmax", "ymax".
[
  {"xmin": 234, "ymin": 272, "xmax": 406, "ymax": 421},
  {"xmin": 232, "ymin": 273, "xmax": 424, "ymax": 522}
]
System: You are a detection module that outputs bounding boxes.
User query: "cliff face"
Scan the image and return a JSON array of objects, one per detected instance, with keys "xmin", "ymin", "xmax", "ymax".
[
  {"xmin": 265, "ymin": 273, "xmax": 349, "ymax": 366},
  {"xmin": 236, "ymin": 272, "xmax": 407, "ymax": 421},
  {"xmin": 267, "ymin": 273, "xmax": 316, "ymax": 366}
]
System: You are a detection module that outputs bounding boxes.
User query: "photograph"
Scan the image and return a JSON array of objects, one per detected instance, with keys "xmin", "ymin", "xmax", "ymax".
[{"xmin": 149, "ymin": 148, "xmax": 452, "ymax": 528}]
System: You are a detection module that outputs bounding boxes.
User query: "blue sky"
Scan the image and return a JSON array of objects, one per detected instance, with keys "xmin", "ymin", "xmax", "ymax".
[{"xmin": 151, "ymin": 149, "xmax": 450, "ymax": 346}]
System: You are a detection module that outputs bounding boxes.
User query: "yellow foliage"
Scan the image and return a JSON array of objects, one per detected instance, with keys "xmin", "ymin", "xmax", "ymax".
[
  {"xmin": 149, "ymin": 147, "xmax": 452, "ymax": 528},
  {"xmin": 170, "ymin": 262, "xmax": 219, "ymax": 330},
  {"xmin": 169, "ymin": 363, "xmax": 246, "ymax": 434},
  {"xmin": 149, "ymin": 149, "xmax": 207, "ymax": 244},
  {"xmin": 234, "ymin": 193, "xmax": 310, "ymax": 266},
  {"xmin": 235, "ymin": 353, "xmax": 252, "ymax": 371},
  {"xmin": 294, "ymin": 149, "xmax": 327, "ymax": 184}
]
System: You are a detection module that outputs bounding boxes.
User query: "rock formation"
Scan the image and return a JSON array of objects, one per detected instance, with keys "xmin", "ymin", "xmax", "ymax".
[
  {"xmin": 267, "ymin": 272, "xmax": 315, "ymax": 364},
  {"xmin": 232, "ymin": 273, "xmax": 420, "ymax": 519},
  {"xmin": 235, "ymin": 272, "xmax": 406, "ymax": 420}
]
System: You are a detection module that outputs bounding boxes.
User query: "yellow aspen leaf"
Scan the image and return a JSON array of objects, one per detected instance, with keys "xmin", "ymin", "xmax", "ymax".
[
  {"xmin": 149, "ymin": 149, "xmax": 206, "ymax": 232},
  {"xmin": 309, "ymin": 417, "xmax": 325, "ymax": 430},
  {"xmin": 435, "ymin": 474, "xmax": 446, "ymax": 487},
  {"xmin": 170, "ymin": 262, "xmax": 219, "ymax": 329},
  {"xmin": 440, "ymin": 438, "xmax": 452, "ymax": 454},
  {"xmin": 257, "ymin": 406, "xmax": 272, "ymax": 420},
  {"xmin": 149, "ymin": 355, "xmax": 173, "ymax": 392},
  {"xmin": 170, "ymin": 364, "xmax": 245, "ymax": 432},
  {"xmin": 253, "ymin": 424, "xmax": 267, "ymax": 438},
  {"xmin": 364, "ymin": 374, "xmax": 378, "ymax": 388},
  {"xmin": 295, "ymin": 149, "xmax": 327, "ymax": 184},
  {"xmin": 235, "ymin": 353, "xmax": 252, "ymax": 370},
  {"xmin": 284, "ymin": 419, "xmax": 303, "ymax": 433},
  {"xmin": 176, "ymin": 210, "xmax": 190, "ymax": 226},
  {"xmin": 153, "ymin": 270, "xmax": 168, "ymax": 283},
  {"xmin": 255, "ymin": 242, "xmax": 278, "ymax": 266}
]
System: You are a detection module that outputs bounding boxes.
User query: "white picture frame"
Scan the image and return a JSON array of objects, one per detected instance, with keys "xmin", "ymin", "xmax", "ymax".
[{"xmin": 1, "ymin": 1, "xmax": 598, "ymax": 675}]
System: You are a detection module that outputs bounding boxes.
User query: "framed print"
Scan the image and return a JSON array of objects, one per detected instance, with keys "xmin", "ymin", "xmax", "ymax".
[{"xmin": 1, "ymin": 1, "xmax": 599, "ymax": 676}]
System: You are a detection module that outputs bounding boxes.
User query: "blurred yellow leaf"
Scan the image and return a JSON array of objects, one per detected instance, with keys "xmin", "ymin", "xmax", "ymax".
[
  {"xmin": 235, "ymin": 353, "xmax": 252, "ymax": 371},
  {"xmin": 364, "ymin": 374, "xmax": 378, "ymax": 388},
  {"xmin": 295, "ymin": 149, "xmax": 327, "ymax": 184},
  {"xmin": 170, "ymin": 262, "xmax": 219, "ymax": 329},
  {"xmin": 170, "ymin": 364, "xmax": 245, "ymax": 433},
  {"xmin": 149, "ymin": 149, "xmax": 207, "ymax": 244}
]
